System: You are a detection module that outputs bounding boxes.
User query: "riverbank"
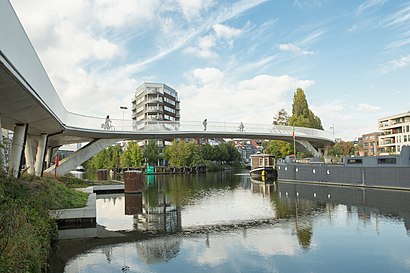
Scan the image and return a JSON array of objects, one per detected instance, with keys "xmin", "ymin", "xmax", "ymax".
[{"xmin": 0, "ymin": 175, "xmax": 89, "ymax": 273}]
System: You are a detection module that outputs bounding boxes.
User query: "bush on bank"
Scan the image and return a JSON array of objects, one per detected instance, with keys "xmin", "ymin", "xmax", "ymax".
[{"xmin": 0, "ymin": 175, "xmax": 88, "ymax": 273}]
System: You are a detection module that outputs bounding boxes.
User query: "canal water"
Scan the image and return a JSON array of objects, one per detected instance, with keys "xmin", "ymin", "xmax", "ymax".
[{"xmin": 52, "ymin": 171, "xmax": 410, "ymax": 273}]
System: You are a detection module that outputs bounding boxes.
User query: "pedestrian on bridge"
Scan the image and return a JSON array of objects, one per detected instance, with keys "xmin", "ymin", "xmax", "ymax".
[
  {"xmin": 104, "ymin": 115, "xmax": 112, "ymax": 130},
  {"xmin": 203, "ymin": 119, "xmax": 207, "ymax": 131},
  {"xmin": 238, "ymin": 122, "xmax": 244, "ymax": 132}
]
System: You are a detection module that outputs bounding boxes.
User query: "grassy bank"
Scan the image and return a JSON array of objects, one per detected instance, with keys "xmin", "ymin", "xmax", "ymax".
[{"xmin": 0, "ymin": 175, "xmax": 88, "ymax": 273}]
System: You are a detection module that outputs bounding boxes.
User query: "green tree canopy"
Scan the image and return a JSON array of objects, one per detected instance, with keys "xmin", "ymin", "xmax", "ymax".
[
  {"xmin": 120, "ymin": 141, "xmax": 143, "ymax": 167},
  {"xmin": 328, "ymin": 141, "xmax": 355, "ymax": 157},
  {"xmin": 143, "ymin": 140, "xmax": 160, "ymax": 165},
  {"xmin": 163, "ymin": 140, "xmax": 205, "ymax": 167},
  {"xmin": 273, "ymin": 108, "xmax": 289, "ymax": 126},
  {"xmin": 263, "ymin": 140, "xmax": 293, "ymax": 158},
  {"xmin": 289, "ymin": 88, "xmax": 323, "ymax": 130},
  {"xmin": 87, "ymin": 144, "xmax": 122, "ymax": 170}
]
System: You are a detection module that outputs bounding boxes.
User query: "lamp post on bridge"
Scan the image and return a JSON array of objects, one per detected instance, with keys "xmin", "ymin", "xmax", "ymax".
[
  {"xmin": 330, "ymin": 124, "xmax": 335, "ymax": 136},
  {"xmin": 120, "ymin": 106, "xmax": 128, "ymax": 130}
]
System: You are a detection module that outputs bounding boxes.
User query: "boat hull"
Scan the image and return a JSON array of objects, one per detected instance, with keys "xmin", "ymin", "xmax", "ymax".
[{"xmin": 250, "ymin": 167, "xmax": 277, "ymax": 183}]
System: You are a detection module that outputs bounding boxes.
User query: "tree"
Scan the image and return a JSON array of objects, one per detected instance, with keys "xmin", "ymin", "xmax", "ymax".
[
  {"xmin": 87, "ymin": 144, "xmax": 122, "ymax": 170},
  {"xmin": 328, "ymin": 141, "xmax": 355, "ymax": 157},
  {"xmin": 263, "ymin": 140, "xmax": 293, "ymax": 158},
  {"xmin": 120, "ymin": 141, "xmax": 143, "ymax": 167},
  {"xmin": 107, "ymin": 145, "xmax": 122, "ymax": 170},
  {"xmin": 273, "ymin": 108, "xmax": 290, "ymax": 125},
  {"xmin": 289, "ymin": 88, "xmax": 323, "ymax": 130},
  {"xmin": 143, "ymin": 140, "xmax": 159, "ymax": 165},
  {"xmin": 221, "ymin": 142, "xmax": 241, "ymax": 164},
  {"xmin": 201, "ymin": 143, "xmax": 217, "ymax": 161},
  {"xmin": 163, "ymin": 140, "xmax": 204, "ymax": 167},
  {"xmin": 120, "ymin": 147, "xmax": 133, "ymax": 167}
]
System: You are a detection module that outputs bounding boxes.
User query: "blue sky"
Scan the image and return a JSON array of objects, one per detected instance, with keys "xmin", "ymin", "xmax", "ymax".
[{"xmin": 10, "ymin": 0, "xmax": 410, "ymax": 140}]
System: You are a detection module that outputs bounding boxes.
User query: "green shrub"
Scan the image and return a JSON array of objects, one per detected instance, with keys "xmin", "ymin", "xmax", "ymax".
[
  {"xmin": 0, "ymin": 175, "xmax": 88, "ymax": 272},
  {"xmin": 57, "ymin": 174, "xmax": 92, "ymax": 189}
]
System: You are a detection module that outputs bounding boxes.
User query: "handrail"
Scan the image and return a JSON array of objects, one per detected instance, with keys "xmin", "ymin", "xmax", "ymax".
[{"xmin": 64, "ymin": 111, "xmax": 335, "ymax": 142}]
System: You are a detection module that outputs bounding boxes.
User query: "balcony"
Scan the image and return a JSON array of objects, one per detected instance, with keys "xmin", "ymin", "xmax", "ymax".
[
  {"xmin": 380, "ymin": 139, "xmax": 395, "ymax": 145},
  {"xmin": 145, "ymin": 88, "xmax": 160, "ymax": 95},
  {"xmin": 145, "ymin": 96, "xmax": 163, "ymax": 104},
  {"xmin": 145, "ymin": 106, "xmax": 163, "ymax": 113}
]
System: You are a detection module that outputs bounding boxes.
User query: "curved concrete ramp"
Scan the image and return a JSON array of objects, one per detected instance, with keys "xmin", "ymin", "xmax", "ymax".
[{"xmin": 45, "ymin": 139, "xmax": 122, "ymax": 176}]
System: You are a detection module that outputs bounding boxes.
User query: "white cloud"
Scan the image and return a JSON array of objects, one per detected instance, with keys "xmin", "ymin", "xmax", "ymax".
[
  {"xmin": 213, "ymin": 24, "xmax": 242, "ymax": 39},
  {"xmin": 299, "ymin": 29, "xmax": 325, "ymax": 45},
  {"xmin": 356, "ymin": 0, "xmax": 386, "ymax": 15},
  {"xmin": 278, "ymin": 43, "xmax": 314, "ymax": 56},
  {"xmin": 93, "ymin": 0, "xmax": 161, "ymax": 29},
  {"xmin": 177, "ymin": 0, "xmax": 215, "ymax": 21},
  {"xmin": 192, "ymin": 67, "xmax": 224, "ymax": 86},
  {"xmin": 185, "ymin": 35, "xmax": 218, "ymax": 59},
  {"xmin": 179, "ymin": 69, "xmax": 314, "ymax": 123},
  {"xmin": 347, "ymin": 24, "xmax": 358, "ymax": 32},
  {"xmin": 185, "ymin": 24, "xmax": 243, "ymax": 59},
  {"xmin": 380, "ymin": 54, "xmax": 410, "ymax": 74},
  {"xmin": 358, "ymin": 103, "xmax": 382, "ymax": 112},
  {"xmin": 382, "ymin": 3, "xmax": 410, "ymax": 29},
  {"xmin": 233, "ymin": 55, "xmax": 277, "ymax": 75},
  {"xmin": 389, "ymin": 54, "xmax": 410, "ymax": 68}
]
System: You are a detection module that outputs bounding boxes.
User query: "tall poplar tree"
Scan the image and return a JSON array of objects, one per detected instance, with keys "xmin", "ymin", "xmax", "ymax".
[{"xmin": 289, "ymin": 88, "xmax": 323, "ymax": 130}]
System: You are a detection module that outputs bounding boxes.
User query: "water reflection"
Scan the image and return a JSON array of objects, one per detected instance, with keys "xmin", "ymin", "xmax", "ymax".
[{"xmin": 54, "ymin": 172, "xmax": 410, "ymax": 273}]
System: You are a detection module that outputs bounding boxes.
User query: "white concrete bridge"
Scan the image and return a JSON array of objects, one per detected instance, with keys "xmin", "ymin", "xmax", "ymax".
[{"xmin": 0, "ymin": 1, "xmax": 334, "ymax": 177}]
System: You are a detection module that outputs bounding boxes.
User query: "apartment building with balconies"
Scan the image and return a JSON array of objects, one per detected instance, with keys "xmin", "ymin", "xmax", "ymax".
[
  {"xmin": 378, "ymin": 111, "xmax": 410, "ymax": 155},
  {"xmin": 357, "ymin": 132, "xmax": 381, "ymax": 156},
  {"xmin": 131, "ymin": 83, "xmax": 180, "ymax": 129}
]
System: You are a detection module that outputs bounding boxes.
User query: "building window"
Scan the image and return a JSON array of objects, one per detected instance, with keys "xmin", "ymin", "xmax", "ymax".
[
  {"xmin": 377, "ymin": 158, "xmax": 396, "ymax": 164},
  {"xmin": 347, "ymin": 159, "xmax": 362, "ymax": 164},
  {"xmin": 164, "ymin": 97, "xmax": 176, "ymax": 105},
  {"xmin": 164, "ymin": 106, "xmax": 175, "ymax": 113}
]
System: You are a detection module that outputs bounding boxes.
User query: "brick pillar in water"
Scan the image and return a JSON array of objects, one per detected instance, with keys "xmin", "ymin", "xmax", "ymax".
[{"xmin": 124, "ymin": 170, "xmax": 142, "ymax": 193}]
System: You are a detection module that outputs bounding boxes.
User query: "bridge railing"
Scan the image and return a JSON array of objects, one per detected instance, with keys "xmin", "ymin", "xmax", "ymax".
[{"xmin": 64, "ymin": 112, "xmax": 334, "ymax": 141}]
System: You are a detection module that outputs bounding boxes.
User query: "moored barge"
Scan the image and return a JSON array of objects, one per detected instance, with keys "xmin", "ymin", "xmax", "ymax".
[{"xmin": 250, "ymin": 154, "xmax": 277, "ymax": 182}]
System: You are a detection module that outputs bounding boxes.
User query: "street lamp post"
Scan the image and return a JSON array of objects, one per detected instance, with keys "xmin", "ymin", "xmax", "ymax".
[
  {"xmin": 330, "ymin": 124, "xmax": 335, "ymax": 136},
  {"xmin": 120, "ymin": 106, "xmax": 128, "ymax": 130}
]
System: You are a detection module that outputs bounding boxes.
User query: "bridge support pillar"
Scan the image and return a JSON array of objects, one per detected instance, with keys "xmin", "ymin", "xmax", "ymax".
[
  {"xmin": 296, "ymin": 140, "xmax": 321, "ymax": 158},
  {"xmin": 8, "ymin": 123, "xmax": 27, "ymax": 178},
  {"xmin": 44, "ymin": 138, "xmax": 121, "ymax": 176},
  {"xmin": 24, "ymin": 135, "xmax": 35, "ymax": 175},
  {"xmin": 0, "ymin": 116, "xmax": 5, "ymax": 173},
  {"xmin": 35, "ymin": 134, "xmax": 47, "ymax": 176},
  {"xmin": 45, "ymin": 147, "xmax": 53, "ymax": 169}
]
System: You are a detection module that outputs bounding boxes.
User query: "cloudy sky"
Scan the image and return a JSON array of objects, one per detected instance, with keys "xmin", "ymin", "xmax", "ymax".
[{"xmin": 9, "ymin": 0, "xmax": 410, "ymax": 140}]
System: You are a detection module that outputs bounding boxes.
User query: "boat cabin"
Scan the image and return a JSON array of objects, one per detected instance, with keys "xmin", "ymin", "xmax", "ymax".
[
  {"xmin": 343, "ymin": 145, "xmax": 410, "ymax": 167},
  {"xmin": 250, "ymin": 154, "xmax": 276, "ymax": 170}
]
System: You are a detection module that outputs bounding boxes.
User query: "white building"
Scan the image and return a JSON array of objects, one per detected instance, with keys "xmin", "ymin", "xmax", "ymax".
[
  {"xmin": 378, "ymin": 111, "xmax": 410, "ymax": 155},
  {"xmin": 131, "ymin": 82, "xmax": 180, "ymax": 128},
  {"xmin": 131, "ymin": 83, "xmax": 180, "ymax": 164}
]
